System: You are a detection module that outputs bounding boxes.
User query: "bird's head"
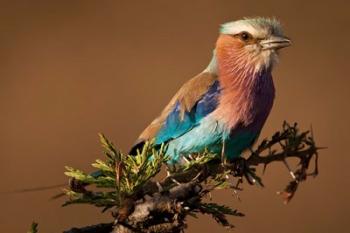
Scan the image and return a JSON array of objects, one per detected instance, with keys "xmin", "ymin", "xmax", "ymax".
[{"xmin": 216, "ymin": 17, "xmax": 291, "ymax": 75}]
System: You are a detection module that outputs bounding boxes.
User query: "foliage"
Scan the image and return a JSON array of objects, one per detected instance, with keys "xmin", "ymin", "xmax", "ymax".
[
  {"xmin": 197, "ymin": 203, "xmax": 244, "ymax": 228},
  {"xmin": 64, "ymin": 136, "xmax": 167, "ymax": 210},
  {"xmin": 61, "ymin": 122, "xmax": 320, "ymax": 233}
]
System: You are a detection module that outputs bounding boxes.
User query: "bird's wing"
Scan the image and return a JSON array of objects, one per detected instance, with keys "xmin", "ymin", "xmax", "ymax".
[{"xmin": 129, "ymin": 72, "xmax": 219, "ymax": 154}]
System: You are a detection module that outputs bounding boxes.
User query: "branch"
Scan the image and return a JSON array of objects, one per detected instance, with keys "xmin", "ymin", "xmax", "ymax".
[
  {"xmin": 59, "ymin": 121, "xmax": 320, "ymax": 233},
  {"xmin": 246, "ymin": 122, "xmax": 320, "ymax": 203}
]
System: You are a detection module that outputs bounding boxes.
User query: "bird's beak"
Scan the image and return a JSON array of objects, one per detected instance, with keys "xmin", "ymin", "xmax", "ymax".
[{"xmin": 260, "ymin": 36, "xmax": 291, "ymax": 50}]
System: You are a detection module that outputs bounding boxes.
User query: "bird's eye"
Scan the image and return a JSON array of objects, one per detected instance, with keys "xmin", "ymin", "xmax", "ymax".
[{"xmin": 238, "ymin": 31, "xmax": 253, "ymax": 42}]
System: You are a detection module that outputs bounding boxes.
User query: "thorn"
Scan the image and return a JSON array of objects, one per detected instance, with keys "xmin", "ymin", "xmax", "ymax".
[
  {"xmin": 192, "ymin": 171, "xmax": 203, "ymax": 181},
  {"xmin": 171, "ymin": 178, "xmax": 181, "ymax": 186},
  {"xmin": 282, "ymin": 159, "xmax": 297, "ymax": 181},
  {"xmin": 208, "ymin": 191, "xmax": 212, "ymax": 200},
  {"xmin": 234, "ymin": 178, "xmax": 243, "ymax": 189},
  {"xmin": 182, "ymin": 157, "xmax": 190, "ymax": 164},
  {"xmin": 276, "ymin": 191, "xmax": 293, "ymax": 205},
  {"xmin": 289, "ymin": 171, "xmax": 297, "ymax": 180},
  {"xmin": 156, "ymin": 182, "xmax": 163, "ymax": 192},
  {"xmin": 262, "ymin": 164, "xmax": 267, "ymax": 174},
  {"xmin": 232, "ymin": 189, "xmax": 241, "ymax": 202},
  {"xmin": 245, "ymin": 173, "xmax": 256, "ymax": 184}
]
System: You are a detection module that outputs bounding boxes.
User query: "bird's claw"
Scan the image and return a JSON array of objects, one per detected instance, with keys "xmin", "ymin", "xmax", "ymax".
[{"xmin": 231, "ymin": 157, "xmax": 248, "ymax": 177}]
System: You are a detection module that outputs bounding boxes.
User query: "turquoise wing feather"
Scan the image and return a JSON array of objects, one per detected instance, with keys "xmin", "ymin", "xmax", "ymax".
[
  {"xmin": 155, "ymin": 80, "xmax": 220, "ymax": 145},
  {"xmin": 129, "ymin": 72, "xmax": 218, "ymax": 154}
]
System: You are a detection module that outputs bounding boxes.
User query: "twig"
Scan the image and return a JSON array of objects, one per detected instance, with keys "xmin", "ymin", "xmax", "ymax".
[{"xmin": 61, "ymin": 122, "xmax": 321, "ymax": 233}]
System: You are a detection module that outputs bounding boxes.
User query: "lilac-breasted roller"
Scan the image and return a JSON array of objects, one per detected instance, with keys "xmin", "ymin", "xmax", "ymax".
[{"xmin": 130, "ymin": 17, "xmax": 291, "ymax": 164}]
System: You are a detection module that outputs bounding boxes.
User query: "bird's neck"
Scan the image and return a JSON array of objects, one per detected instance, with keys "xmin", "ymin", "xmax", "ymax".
[
  {"xmin": 219, "ymin": 62, "xmax": 272, "ymax": 93},
  {"xmin": 211, "ymin": 52, "xmax": 275, "ymax": 129},
  {"xmin": 206, "ymin": 51, "xmax": 273, "ymax": 92}
]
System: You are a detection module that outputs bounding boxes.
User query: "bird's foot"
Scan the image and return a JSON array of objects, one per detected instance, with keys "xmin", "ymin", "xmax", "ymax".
[
  {"xmin": 230, "ymin": 157, "xmax": 248, "ymax": 177},
  {"xmin": 227, "ymin": 157, "xmax": 264, "ymax": 187}
]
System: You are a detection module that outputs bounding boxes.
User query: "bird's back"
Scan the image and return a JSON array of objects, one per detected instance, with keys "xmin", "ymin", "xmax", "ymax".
[{"xmin": 129, "ymin": 71, "xmax": 218, "ymax": 155}]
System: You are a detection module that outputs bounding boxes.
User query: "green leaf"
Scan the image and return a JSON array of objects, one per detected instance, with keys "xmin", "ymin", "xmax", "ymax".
[{"xmin": 63, "ymin": 137, "xmax": 168, "ymax": 208}]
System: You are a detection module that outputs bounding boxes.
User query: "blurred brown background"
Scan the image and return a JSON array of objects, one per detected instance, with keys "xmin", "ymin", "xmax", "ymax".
[{"xmin": 0, "ymin": 0, "xmax": 349, "ymax": 232}]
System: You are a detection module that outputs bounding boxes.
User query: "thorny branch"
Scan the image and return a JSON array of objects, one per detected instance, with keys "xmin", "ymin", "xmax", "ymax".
[{"xmin": 61, "ymin": 122, "xmax": 321, "ymax": 233}]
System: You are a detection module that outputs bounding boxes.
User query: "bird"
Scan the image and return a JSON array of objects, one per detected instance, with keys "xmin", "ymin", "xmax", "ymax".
[
  {"xmin": 130, "ymin": 17, "xmax": 291, "ymax": 164},
  {"xmin": 6, "ymin": 17, "xmax": 291, "ymax": 197}
]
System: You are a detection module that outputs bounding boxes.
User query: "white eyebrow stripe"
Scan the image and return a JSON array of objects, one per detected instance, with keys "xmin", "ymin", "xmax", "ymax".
[
  {"xmin": 220, "ymin": 22, "xmax": 257, "ymax": 35},
  {"xmin": 220, "ymin": 18, "xmax": 284, "ymax": 38}
]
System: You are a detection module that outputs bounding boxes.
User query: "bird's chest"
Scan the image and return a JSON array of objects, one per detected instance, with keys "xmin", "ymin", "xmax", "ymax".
[
  {"xmin": 214, "ymin": 85, "xmax": 275, "ymax": 131},
  {"xmin": 216, "ymin": 90, "xmax": 274, "ymax": 160},
  {"xmin": 239, "ymin": 88, "xmax": 274, "ymax": 126}
]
